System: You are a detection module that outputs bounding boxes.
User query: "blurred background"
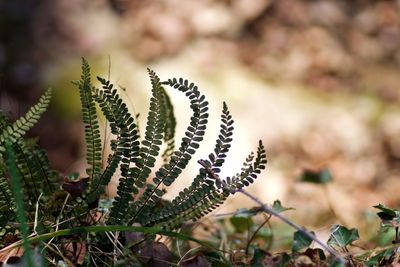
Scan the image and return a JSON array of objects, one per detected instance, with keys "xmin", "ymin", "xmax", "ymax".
[{"xmin": 1, "ymin": 0, "xmax": 400, "ymax": 247}]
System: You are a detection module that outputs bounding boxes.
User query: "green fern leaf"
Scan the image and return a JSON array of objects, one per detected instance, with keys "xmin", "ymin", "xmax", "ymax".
[
  {"xmin": 86, "ymin": 76, "xmax": 140, "ymax": 224},
  {"xmin": 75, "ymin": 58, "xmax": 102, "ymax": 190},
  {"xmin": 26, "ymin": 143, "xmax": 59, "ymax": 196},
  {"xmin": 132, "ymin": 77, "xmax": 209, "ymax": 223},
  {"xmin": 146, "ymin": 103, "xmax": 234, "ymax": 227},
  {"xmin": 124, "ymin": 69, "xmax": 167, "ymax": 221},
  {"xmin": 145, "ymin": 102, "xmax": 234, "ymax": 227},
  {"xmin": 226, "ymin": 140, "xmax": 267, "ymax": 191},
  {"xmin": 106, "ymin": 68, "xmax": 168, "ymax": 224},
  {"xmin": 151, "ymin": 136, "xmax": 266, "ymax": 230},
  {"xmin": 0, "ymin": 88, "xmax": 52, "ymax": 147}
]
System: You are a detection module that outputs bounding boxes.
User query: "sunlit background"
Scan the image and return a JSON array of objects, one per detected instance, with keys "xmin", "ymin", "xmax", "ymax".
[{"xmin": 2, "ymin": 0, "xmax": 400, "ymax": 245}]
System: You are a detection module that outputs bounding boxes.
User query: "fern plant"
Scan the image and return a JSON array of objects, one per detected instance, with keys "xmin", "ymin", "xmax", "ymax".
[
  {"xmin": 0, "ymin": 88, "xmax": 55, "ymax": 206},
  {"xmin": 0, "ymin": 59, "xmax": 267, "ymax": 266},
  {"xmin": 0, "ymin": 88, "xmax": 60, "ymax": 249},
  {"xmin": 68, "ymin": 59, "xmax": 267, "ymax": 231}
]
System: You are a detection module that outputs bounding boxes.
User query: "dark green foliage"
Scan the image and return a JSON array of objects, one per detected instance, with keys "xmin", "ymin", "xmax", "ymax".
[
  {"xmin": 327, "ymin": 225, "xmax": 359, "ymax": 248},
  {"xmin": 70, "ymin": 60, "xmax": 267, "ymax": 230},
  {"xmin": 74, "ymin": 58, "xmax": 102, "ymax": 186},
  {"xmin": 0, "ymin": 89, "xmax": 56, "ymax": 228},
  {"xmin": 0, "ymin": 59, "xmax": 269, "ymax": 266},
  {"xmin": 292, "ymin": 230, "xmax": 314, "ymax": 252},
  {"xmin": 122, "ymin": 69, "xmax": 167, "ymax": 223},
  {"xmin": 0, "ymin": 88, "xmax": 51, "ymax": 147},
  {"xmin": 87, "ymin": 75, "xmax": 140, "ymax": 214},
  {"xmin": 143, "ymin": 101, "xmax": 235, "ymax": 228},
  {"xmin": 107, "ymin": 68, "xmax": 166, "ymax": 225},
  {"xmin": 0, "ymin": 165, "xmax": 13, "ymax": 227},
  {"xmin": 5, "ymin": 140, "xmax": 35, "ymax": 267},
  {"xmin": 3, "ymin": 59, "xmax": 396, "ymax": 267},
  {"xmin": 374, "ymin": 204, "xmax": 399, "ymax": 223},
  {"xmin": 8, "ymin": 142, "xmax": 53, "ymax": 205},
  {"xmin": 130, "ymin": 77, "xmax": 210, "ymax": 223},
  {"xmin": 299, "ymin": 168, "xmax": 332, "ymax": 184}
]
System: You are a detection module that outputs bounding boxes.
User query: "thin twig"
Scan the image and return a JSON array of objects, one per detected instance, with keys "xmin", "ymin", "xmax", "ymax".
[
  {"xmin": 237, "ymin": 188, "xmax": 345, "ymax": 263},
  {"xmin": 343, "ymin": 246, "xmax": 357, "ymax": 267},
  {"xmin": 245, "ymin": 214, "xmax": 272, "ymax": 255},
  {"xmin": 197, "ymin": 159, "xmax": 344, "ymax": 262}
]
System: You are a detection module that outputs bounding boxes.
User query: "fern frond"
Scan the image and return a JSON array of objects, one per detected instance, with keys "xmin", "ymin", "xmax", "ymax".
[
  {"xmin": 10, "ymin": 142, "xmax": 42, "ymax": 205},
  {"xmin": 0, "ymin": 174, "xmax": 12, "ymax": 205},
  {"xmin": 161, "ymin": 140, "xmax": 267, "ymax": 230},
  {"xmin": 0, "ymin": 92, "xmax": 55, "ymax": 227},
  {"xmin": 226, "ymin": 140, "xmax": 267, "ymax": 191},
  {"xmin": 0, "ymin": 88, "xmax": 52, "ymax": 147},
  {"xmin": 27, "ymin": 144, "xmax": 59, "ymax": 195},
  {"xmin": 87, "ymin": 79, "xmax": 125, "ymax": 203},
  {"xmin": 91, "ymin": 77, "xmax": 140, "ymax": 225},
  {"xmin": 110, "ymin": 69, "xmax": 165, "ymax": 225},
  {"xmin": 75, "ymin": 58, "xmax": 102, "ymax": 189},
  {"xmin": 133, "ymin": 69, "xmax": 166, "ymax": 191},
  {"xmin": 132, "ymin": 77, "xmax": 209, "ymax": 223},
  {"xmin": 123, "ymin": 69, "xmax": 167, "ymax": 222},
  {"xmin": 89, "ymin": 77, "xmax": 140, "ymax": 224},
  {"xmin": 152, "ymin": 141, "xmax": 265, "ymax": 230},
  {"xmin": 145, "ymin": 102, "xmax": 234, "ymax": 227},
  {"xmin": 161, "ymin": 189, "xmax": 229, "ymax": 230},
  {"xmin": 0, "ymin": 142, "xmax": 56, "ymax": 225}
]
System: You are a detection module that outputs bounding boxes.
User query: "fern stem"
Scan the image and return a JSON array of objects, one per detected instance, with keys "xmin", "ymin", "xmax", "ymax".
[{"xmin": 237, "ymin": 188, "xmax": 345, "ymax": 263}]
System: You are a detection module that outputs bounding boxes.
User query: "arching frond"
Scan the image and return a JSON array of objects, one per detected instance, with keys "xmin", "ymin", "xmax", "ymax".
[
  {"xmin": 131, "ymin": 77, "xmax": 209, "ymax": 223},
  {"xmin": 105, "ymin": 70, "xmax": 168, "ymax": 225},
  {"xmin": 146, "ymin": 102, "xmax": 234, "ymax": 227}
]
